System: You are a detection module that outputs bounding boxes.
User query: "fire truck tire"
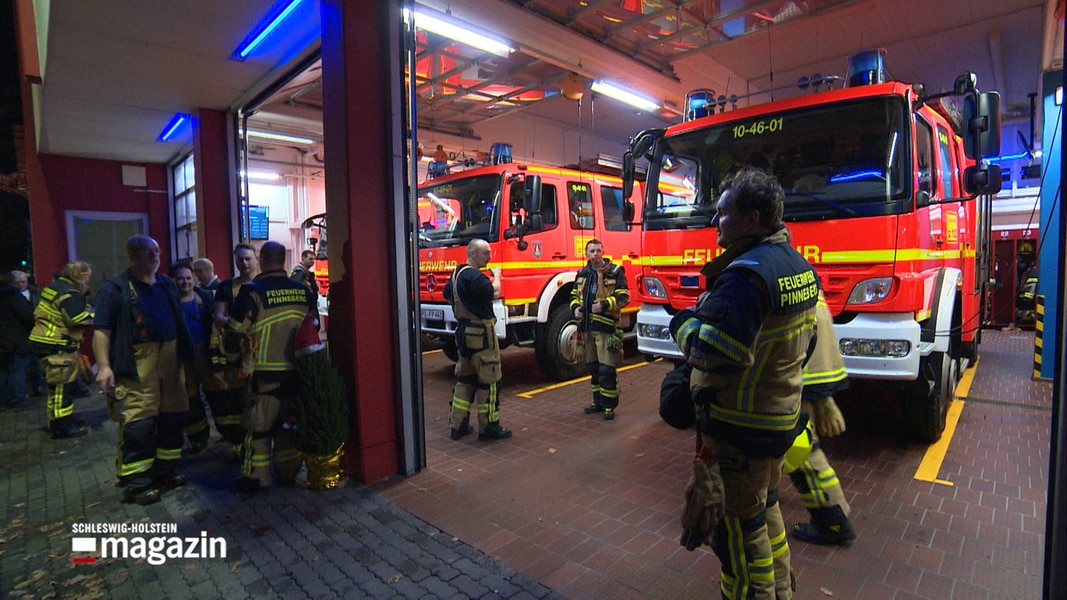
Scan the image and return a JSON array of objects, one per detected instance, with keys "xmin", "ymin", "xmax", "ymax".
[
  {"xmin": 536, "ymin": 304, "xmax": 585, "ymax": 381},
  {"xmin": 907, "ymin": 349, "xmax": 958, "ymax": 442}
]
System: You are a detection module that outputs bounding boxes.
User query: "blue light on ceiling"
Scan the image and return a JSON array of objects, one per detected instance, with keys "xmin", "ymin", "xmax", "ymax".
[
  {"xmin": 232, "ymin": 0, "xmax": 309, "ymax": 61},
  {"xmin": 158, "ymin": 113, "xmax": 191, "ymax": 142}
]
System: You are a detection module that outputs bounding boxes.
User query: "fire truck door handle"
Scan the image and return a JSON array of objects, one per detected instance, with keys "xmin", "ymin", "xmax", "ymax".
[
  {"xmin": 626, "ymin": 252, "xmax": 639, "ymax": 259},
  {"xmin": 552, "ymin": 252, "xmax": 567, "ymax": 259}
]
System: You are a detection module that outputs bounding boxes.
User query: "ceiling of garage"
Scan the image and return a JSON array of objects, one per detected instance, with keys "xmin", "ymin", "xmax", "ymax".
[{"xmin": 20, "ymin": 0, "xmax": 1064, "ymax": 165}]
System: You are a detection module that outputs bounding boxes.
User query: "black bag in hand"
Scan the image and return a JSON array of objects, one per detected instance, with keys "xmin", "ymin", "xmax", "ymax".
[{"xmin": 659, "ymin": 362, "xmax": 696, "ymax": 429}]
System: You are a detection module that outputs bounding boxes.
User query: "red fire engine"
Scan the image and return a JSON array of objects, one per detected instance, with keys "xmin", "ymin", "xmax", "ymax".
[
  {"xmin": 418, "ymin": 150, "xmax": 641, "ymax": 380},
  {"xmin": 621, "ymin": 49, "xmax": 1002, "ymax": 441}
]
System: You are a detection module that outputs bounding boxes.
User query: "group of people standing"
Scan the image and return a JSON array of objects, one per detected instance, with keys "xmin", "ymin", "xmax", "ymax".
[
  {"xmin": 443, "ymin": 236, "xmax": 630, "ymax": 442},
  {"xmin": 2, "ymin": 235, "xmax": 319, "ymax": 507},
  {"xmin": 443, "ymin": 166, "xmax": 855, "ymax": 600}
]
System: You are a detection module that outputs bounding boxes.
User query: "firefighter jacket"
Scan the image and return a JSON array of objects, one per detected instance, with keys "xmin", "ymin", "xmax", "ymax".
[
  {"xmin": 570, "ymin": 259, "xmax": 630, "ymax": 333},
  {"xmin": 801, "ymin": 292, "xmax": 849, "ymax": 401},
  {"xmin": 1017, "ymin": 268, "xmax": 1037, "ymax": 302},
  {"xmin": 95, "ymin": 270, "xmax": 195, "ymax": 379},
  {"xmin": 669, "ymin": 226, "xmax": 818, "ymax": 454},
  {"xmin": 226, "ymin": 270, "xmax": 317, "ymax": 374},
  {"xmin": 290, "ymin": 263, "xmax": 319, "ymax": 296},
  {"xmin": 28, "ymin": 277, "xmax": 92, "ymax": 353}
]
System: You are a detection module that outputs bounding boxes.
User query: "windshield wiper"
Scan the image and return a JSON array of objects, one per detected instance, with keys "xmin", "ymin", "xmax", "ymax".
[{"xmin": 785, "ymin": 192, "xmax": 857, "ymax": 217}]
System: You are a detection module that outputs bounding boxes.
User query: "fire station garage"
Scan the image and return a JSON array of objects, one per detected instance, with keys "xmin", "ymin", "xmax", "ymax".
[{"xmin": 2, "ymin": 1, "xmax": 1065, "ymax": 598}]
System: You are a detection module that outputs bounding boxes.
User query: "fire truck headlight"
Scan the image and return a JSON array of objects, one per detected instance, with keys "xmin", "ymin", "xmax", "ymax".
[
  {"xmin": 638, "ymin": 323, "xmax": 674, "ymax": 340},
  {"xmin": 846, "ymin": 277, "xmax": 893, "ymax": 305},
  {"xmin": 642, "ymin": 276, "xmax": 667, "ymax": 298},
  {"xmin": 838, "ymin": 338, "xmax": 910, "ymax": 358}
]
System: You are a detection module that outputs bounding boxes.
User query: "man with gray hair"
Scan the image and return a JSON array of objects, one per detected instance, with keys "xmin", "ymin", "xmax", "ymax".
[
  {"xmin": 94, "ymin": 235, "xmax": 194, "ymax": 505},
  {"xmin": 192, "ymin": 257, "xmax": 220, "ymax": 296}
]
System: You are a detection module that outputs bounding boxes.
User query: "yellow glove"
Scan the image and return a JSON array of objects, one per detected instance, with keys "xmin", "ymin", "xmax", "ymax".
[
  {"xmin": 810, "ymin": 396, "xmax": 846, "ymax": 438},
  {"xmin": 679, "ymin": 445, "xmax": 724, "ymax": 551}
]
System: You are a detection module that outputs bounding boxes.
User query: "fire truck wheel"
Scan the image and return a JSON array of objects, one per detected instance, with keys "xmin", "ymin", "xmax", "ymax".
[
  {"xmin": 537, "ymin": 304, "xmax": 585, "ymax": 381},
  {"xmin": 907, "ymin": 349, "xmax": 958, "ymax": 442}
]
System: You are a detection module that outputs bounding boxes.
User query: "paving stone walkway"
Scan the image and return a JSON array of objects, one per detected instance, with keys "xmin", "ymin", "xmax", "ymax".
[{"xmin": 0, "ymin": 391, "xmax": 559, "ymax": 599}]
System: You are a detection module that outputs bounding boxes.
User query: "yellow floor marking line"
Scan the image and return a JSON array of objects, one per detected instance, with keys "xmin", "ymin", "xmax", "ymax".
[
  {"xmin": 517, "ymin": 360, "xmax": 657, "ymax": 398},
  {"xmin": 914, "ymin": 357, "xmax": 979, "ymax": 485}
]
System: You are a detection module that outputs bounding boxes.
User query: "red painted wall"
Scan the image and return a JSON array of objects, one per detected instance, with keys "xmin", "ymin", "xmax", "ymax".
[{"xmin": 30, "ymin": 154, "xmax": 172, "ymax": 279}]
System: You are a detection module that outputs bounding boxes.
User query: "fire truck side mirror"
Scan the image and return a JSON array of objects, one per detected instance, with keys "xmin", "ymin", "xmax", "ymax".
[
  {"xmin": 524, "ymin": 175, "xmax": 543, "ymax": 214},
  {"xmin": 964, "ymin": 164, "xmax": 1003, "ymax": 195},
  {"xmin": 963, "ymin": 91, "xmax": 1001, "ymax": 160},
  {"xmin": 622, "ymin": 151, "xmax": 635, "ymax": 200},
  {"xmin": 622, "ymin": 200, "xmax": 635, "ymax": 223}
]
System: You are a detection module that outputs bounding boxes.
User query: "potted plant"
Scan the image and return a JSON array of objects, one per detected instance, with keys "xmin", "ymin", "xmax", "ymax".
[{"xmin": 290, "ymin": 321, "xmax": 350, "ymax": 490}]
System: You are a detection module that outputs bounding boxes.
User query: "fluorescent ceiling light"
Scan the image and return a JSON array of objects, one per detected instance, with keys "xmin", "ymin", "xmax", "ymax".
[
  {"xmin": 233, "ymin": 0, "xmax": 306, "ymax": 61},
  {"xmin": 247, "ymin": 130, "xmax": 315, "ymax": 145},
  {"xmin": 413, "ymin": 9, "xmax": 514, "ymax": 57},
  {"xmin": 591, "ymin": 81, "xmax": 658, "ymax": 112},
  {"xmin": 158, "ymin": 113, "xmax": 191, "ymax": 142},
  {"xmin": 240, "ymin": 169, "xmax": 282, "ymax": 182}
]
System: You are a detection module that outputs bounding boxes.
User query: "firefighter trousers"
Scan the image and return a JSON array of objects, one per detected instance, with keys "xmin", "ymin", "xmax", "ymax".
[
  {"xmin": 449, "ymin": 344, "xmax": 502, "ymax": 433},
  {"xmin": 181, "ymin": 357, "xmax": 211, "ymax": 448},
  {"xmin": 708, "ymin": 437, "xmax": 794, "ymax": 600},
  {"xmin": 583, "ymin": 331, "xmax": 621, "ymax": 410},
  {"xmin": 788, "ymin": 438, "xmax": 851, "ymax": 525},
  {"xmin": 112, "ymin": 341, "xmax": 188, "ymax": 488},
  {"xmin": 40, "ymin": 350, "xmax": 79, "ymax": 428},
  {"xmin": 240, "ymin": 376, "xmax": 301, "ymax": 488}
]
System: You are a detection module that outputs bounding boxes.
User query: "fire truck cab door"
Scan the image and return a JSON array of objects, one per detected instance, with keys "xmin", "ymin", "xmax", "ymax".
[{"xmin": 583, "ymin": 180, "xmax": 641, "ymax": 286}]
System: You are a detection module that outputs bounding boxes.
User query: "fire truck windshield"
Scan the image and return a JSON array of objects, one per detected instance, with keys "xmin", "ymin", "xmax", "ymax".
[
  {"xmin": 643, "ymin": 96, "xmax": 910, "ymax": 230},
  {"xmin": 417, "ymin": 174, "xmax": 502, "ymax": 248}
]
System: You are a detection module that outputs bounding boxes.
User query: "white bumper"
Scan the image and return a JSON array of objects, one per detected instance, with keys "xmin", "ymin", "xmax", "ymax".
[
  {"xmin": 639, "ymin": 304, "xmax": 923, "ymax": 380},
  {"xmin": 635, "ymin": 304, "xmax": 683, "ymax": 359},
  {"xmin": 419, "ymin": 301, "xmax": 507, "ymax": 339},
  {"xmin": 835, "ymin": 312, "xmax": 922, "ymax": 380}
]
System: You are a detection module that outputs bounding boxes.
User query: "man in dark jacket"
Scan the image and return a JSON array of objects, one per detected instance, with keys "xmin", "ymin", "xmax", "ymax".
[
  {"xmin": 289, "ymin": 250, "xmax": 319, "ymax": 296},
  {"xmin": 669, "ymin": 168, "xmax": 818, "ymax": 599},
  {"xmin": 93, "ymin": 235, "xmax": 194, "ymax": 506},
  {"xmin": 0, "ymin": 271, "xmax": 36, "ymax": 410},
  {"xmin": 570, "ymin": 239, "xmax": 630, "ymax": 420}
]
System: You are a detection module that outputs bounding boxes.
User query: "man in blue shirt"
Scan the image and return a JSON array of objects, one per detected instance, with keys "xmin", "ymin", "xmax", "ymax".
[{"xmin": 93, "ymin": 235, "xmax": 193, "ymax": 506}]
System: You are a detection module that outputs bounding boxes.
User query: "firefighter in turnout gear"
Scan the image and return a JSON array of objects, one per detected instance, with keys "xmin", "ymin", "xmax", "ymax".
[
  {"xmin": 28, "ymin": 261, "xmax": 94, "ymax": 438},
  {"xmin": 227, "ymin": 241, "xmax": 317, "ymax": 493},
  {"xmin": 571, "ymin": 239, "xmax": 630, "ymax": 420},
  {"xmin": 204, "ymin": 244, "xmax": 259, "ymax": 457},
  {"xmin": 669, "ymin": 168, "xmax": 818, "ymax": 600},
  {"xmin": 444, "ymin": 238, "xmax": 511, "ymax": 442},
  {"xmin": 94, "ymin": 235, "xmax": 195, "ymax": 506},
  {"xmin": 787, "ymin": 292, "xmax": 857, "ymax": 547}
]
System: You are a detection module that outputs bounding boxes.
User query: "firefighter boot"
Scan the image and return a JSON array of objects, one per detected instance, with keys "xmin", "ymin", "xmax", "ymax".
[
  {"xmin": 791, "ymin": 506, "xmax": 857, "ymax": 546},
  {"xmin": 50, "ymin": 416, "xmax": 87, "ymax": 439},
  {"xmin": 584, "ymin": 391, "xmax": 605, "ymax": 414},
  {"xmin": 478, "ymin": 422, "xmax": 512, "ymax": 441},
  {"xmin": 450, "ymin": 414, "xmax": 473, "ymax": 440}
]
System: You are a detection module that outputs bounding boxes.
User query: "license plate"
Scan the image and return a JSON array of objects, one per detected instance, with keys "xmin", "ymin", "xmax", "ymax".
[{"xmin": 422, "ymin": 308, "xmax": 445, "ymax": 321}]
